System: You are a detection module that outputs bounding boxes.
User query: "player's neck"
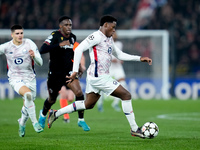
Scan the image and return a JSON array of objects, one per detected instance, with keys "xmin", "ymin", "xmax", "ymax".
[
  {"xmin": 13, "ymin": 39, "xmax": 22, "ymax": 46},
  {"xmin": 59, "ymin": 29, "xmax": 70, "ymax": 38}
]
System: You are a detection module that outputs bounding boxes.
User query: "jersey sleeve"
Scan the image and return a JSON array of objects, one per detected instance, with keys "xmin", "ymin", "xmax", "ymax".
[
  {"xmin": 112, "ymin": 42, "xmax": 141, "ymax": 61},
  {"xmin": 27, "ymin": 39, "xmax": 43, "ymax": 66},
  {"xmin": 0, "ymin": 42, "xmax": 7, "ymax": 55},
  {"xmin": 72, "ymin": 32, "xmax": 100, "ymax": 72},
  {"xmin": 40, "ymin": 32, "xmax": 59, "ymax": 54}
]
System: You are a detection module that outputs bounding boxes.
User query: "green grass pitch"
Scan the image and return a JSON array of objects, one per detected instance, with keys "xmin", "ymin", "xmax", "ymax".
[{"xmin": 0, "ymin": 98, "xmax": 200, "ymax": 150}]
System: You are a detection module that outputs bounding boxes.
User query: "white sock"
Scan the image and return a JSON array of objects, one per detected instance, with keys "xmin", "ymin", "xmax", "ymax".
[
  {"xmin": 20, "ymin": 106, "xmax": 29, "ymax": 126},
  {"xmin": 78, "ymin": 118, "xmax": 85, "ymax": 122},
  {"xmin": 56, "ymin": 101, "xmax": 86, "ymax": 118},
  {"xmin": 24, "ymin": 92, "xmax": 38, "ymax": 125},
  {"xmin": 121, "ymin": 100, "xmax": 138, "ymax": 131}
]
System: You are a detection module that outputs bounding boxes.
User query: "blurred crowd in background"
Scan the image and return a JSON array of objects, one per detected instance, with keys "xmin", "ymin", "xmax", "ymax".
[{"xmin": 0, "ymin": 0, "xmax": 200, "ymax": 77}]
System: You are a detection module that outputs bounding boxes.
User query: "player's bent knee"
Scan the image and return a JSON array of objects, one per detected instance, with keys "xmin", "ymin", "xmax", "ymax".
[
  {"xmin": 121, "ymin": 92, "xmax": 131, "ymax": 100},
  {"xmin": 24, "ymin": 92, "xmax": 33, "ymax": 101},
  {"xmin": 127, "ymin": 93, "xmax": 132, "ymax": 99},
  {"xmin": 74, "ymin": 89, "xmax": 83, "ymax": 97}
]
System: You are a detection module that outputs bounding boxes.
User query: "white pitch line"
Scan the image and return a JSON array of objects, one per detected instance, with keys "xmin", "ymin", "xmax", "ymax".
[{"xmin": 157, "ymin": 112, "xmax": 200, "ymax": 121}]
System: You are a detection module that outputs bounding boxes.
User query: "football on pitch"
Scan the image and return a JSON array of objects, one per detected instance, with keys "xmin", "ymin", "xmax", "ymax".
[{"xmin": 141, "ymin": 122, "xmax": 159, "ymax": 139}]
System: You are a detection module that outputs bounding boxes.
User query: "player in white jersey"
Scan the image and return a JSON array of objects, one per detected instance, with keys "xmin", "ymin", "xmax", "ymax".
[
  {"xmin": 0, "ymin": 25, "xmax": 43, "ymax": 137},
  {"xmin": 47, "ymin": 15, "xmax": 152, "ymax": 138},
  {"xmin": 97, "ymin": 32, "xmax": 128, "ymax": 112}
]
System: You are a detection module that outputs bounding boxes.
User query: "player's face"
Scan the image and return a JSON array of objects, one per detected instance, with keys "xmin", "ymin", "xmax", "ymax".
[
  {"xmin": 60, "ymin": 19, "xmax": 72, "ymax": 38},
  {"xmin": 105, "ymin": 22, "xmax": 116, "ymax": 37},
  {"xmin": 11, "ymin": 29, "xmax": 24, "ymax": 45}
]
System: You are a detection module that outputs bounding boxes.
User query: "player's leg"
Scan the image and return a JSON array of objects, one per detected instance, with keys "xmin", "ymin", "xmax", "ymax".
[
  {"xmin": 19, "ymin": 86, "xmax": 43, "ymax": 133},
  {"xmin": 39, "ymin": 78, "xmax": 59, "ymax": 129},
  {"xmin": 111, "ymin": 85, "xmax": 144, "ymax": 138},
  {"xmin": 9, "ymin": 79, "xmax": 43, "ymax": 136},
  {"xmin": 112, "ymin": 79, "xmax": 128, "ymax": 112},
  {"xmin": 67, "ymin": 79, "xmax": 90, "ymax": 131},
  {"xmin": 9, "ymin": 79, "xmax": 28, "ymax": 137},
  {"xmin": 19, "ymin": 106, "xmax": 29, "ymax": 126},
  {"xmin": 59, "ymin": 86, "xmax": 71, "ymax": 123},
  {"xmin": 48, "ymin": 92, "xmax": 100, "ymax": 128},
  {"xmin": 18, "ymin": 105, "xmax": 29, "ymax": 137}
]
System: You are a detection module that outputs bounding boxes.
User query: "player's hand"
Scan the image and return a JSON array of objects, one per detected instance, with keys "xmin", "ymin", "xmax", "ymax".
[
  {"xmin": 29, "ymin": 50, "xmax": 35, "ymax": 58},
  {"xmin": 140, "ymin": 57, "xmax": 152, "ymax": 65},
  {"xmin": 66, "ymin": 72, "xmax": 78, "ymax": 83},
  {"xmin": 59, "ymin": 40, "xmax": 70, "ymax": 46}
]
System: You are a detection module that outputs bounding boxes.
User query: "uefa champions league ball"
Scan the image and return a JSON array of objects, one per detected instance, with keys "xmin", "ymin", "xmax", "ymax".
[{"xmin": 142, "ymin": 122, "xmax": 159, "ymax": 139}]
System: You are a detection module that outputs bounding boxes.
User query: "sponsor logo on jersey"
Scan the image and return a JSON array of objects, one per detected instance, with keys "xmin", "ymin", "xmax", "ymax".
[
  {"xmin": 61, "ymin": 44, "xmax": 74, "ymax": 49},
  {"xmin": 14, "ymin": 58, "xmax": 23, "ymax": 65},
  {"xmin": 108, "ymin": 47, "xmax": 112, "ymax": 54}
]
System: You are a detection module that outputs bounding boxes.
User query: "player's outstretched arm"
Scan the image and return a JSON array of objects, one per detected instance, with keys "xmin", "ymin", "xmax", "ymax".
[{"xmin": 140, "ymin": 57, "xmax": 152, "ymax": 65}]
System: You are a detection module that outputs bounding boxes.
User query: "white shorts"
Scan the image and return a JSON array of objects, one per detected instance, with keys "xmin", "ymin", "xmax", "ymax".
[
  {"xmin": 9, "ymin": 78, "xmax": 37, "ymax": 100},
  {"xmin": 86, "ymin": 74, "xmax": 120, "ymax": 96}
]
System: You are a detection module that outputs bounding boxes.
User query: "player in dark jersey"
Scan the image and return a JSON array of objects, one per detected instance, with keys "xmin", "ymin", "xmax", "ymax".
[{"xmin": 38, "ymin": 16, "xmax": 90, "ymax": 131}]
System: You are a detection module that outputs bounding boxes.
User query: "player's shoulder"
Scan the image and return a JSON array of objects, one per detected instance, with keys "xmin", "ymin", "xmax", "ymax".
[
  {"xmin": 86, "ymin": 30, "xmax": 101, "ymax": 43},
  {"xmin": 23, "ymin": 38, "xmax": 37, "ymax": 48},
  {"xmin": 51, "ymin": 30, "xmax": 59, "ymax": 36},
  {"xmin": 0, "ymin": 40, "xmax": 11, "ymax": 50},
  {"xmin": 70, "ymin": 32, "xmax": 76, "ymax": 38},
  {"xmin": 92, "ymin": 30, "xmax": 101, "ymax": 37},
  {"xmin": 24, "ymin": 38, "xmax": 35, "ymax": 44}
]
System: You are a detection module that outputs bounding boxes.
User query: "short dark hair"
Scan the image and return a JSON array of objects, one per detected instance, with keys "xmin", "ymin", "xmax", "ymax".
[
  {"xmin": 11, "ymin": 24, "xmax": 23, "ymax": 32},
  {"xmin": 59, "ymin": 16, "xmax": 71, "ymax": 24},
  {"xmin": 100, "ymin": 15, "xmax": 117, "ymax": 26}
]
